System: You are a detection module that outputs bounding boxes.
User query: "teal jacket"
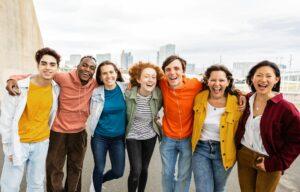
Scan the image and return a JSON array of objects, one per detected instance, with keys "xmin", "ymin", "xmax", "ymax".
[{"xmin": 125, "ymin": 86, "xmax": 163, "ymax": 140}]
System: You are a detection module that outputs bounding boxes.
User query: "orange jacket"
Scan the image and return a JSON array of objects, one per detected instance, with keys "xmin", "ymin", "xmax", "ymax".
[{"xmin": 160, "ymin": 77, "xmax": 202, "ymax": 139}]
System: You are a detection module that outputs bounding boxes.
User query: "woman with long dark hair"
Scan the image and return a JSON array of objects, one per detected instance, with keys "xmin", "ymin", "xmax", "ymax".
[{"xmin": 88, "ymin": 61, "xmax": 126, "ymax": 192}]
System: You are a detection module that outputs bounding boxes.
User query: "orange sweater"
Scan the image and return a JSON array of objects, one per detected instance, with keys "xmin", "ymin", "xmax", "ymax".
[{"xmin": 160, "ymin": 77, "xmax": 202, "ymax": 139}]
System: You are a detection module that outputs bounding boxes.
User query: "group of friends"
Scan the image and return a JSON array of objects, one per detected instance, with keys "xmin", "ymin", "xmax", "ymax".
[{"xmin": 0, "ymin": 47, "xmax": 299, "ymax": 192}]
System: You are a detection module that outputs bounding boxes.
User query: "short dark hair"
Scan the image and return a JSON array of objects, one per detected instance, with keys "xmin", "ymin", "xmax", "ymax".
[
  {"xmin": 35, "ymin": 47, "xmax": 61, "ymax": 65},
  {"xmin": 246, "ymin": 60, "xmax": 281, "ymax": 92},
  {"xmin": 95, "ymin": 61, "xmax": 124, "ymax": 85},
  {"xmin": 203, "ymin": 64, "xmax": 235, "ymax": 95},
  {"xmin": 162, "ymin": 55, "xmax": 186, "ymax": 73},
  {"xmin": 79, "ymin": 55, "xmax": 97, "ymax": 64}
]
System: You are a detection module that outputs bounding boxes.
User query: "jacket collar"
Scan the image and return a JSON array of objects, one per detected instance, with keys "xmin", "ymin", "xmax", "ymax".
[
  {"xmin": 129, "ymin": 86, "xmax": 159, "ymax": 100},
  {"xmin": 93, "ymin": 81, "xmax": 125, "ymax": 95},
  {"xmin": 198, "ymin": 90, "xmax": 236, "ymax": 112},
  {"xmin": 269, "ymin": 93, "xmax": 283, "ymax": 104},
  {"xmin": 248, "ymin": 92, "xmax": 283, "ymax": 105}
]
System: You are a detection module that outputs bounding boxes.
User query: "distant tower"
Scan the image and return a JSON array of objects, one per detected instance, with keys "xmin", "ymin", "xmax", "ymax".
[
  {"xmin": 157, "ymin": 44, "xmax": 175, "ymax": 66},
  {"xmin": 121, "ymin": 50, "xmax": 133, "ymax": 70}
]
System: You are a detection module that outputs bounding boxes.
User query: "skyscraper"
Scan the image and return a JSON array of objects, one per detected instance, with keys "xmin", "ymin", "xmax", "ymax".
[
  {"xmin": 121, "ymin": 50, "xmax": 133, "ymax": 70},
  {"xmin": 96, "ymin": 53, "xmax": 111, "ymax": 64},
  {"xmin": 157, "ymin": 44, "xmax": 176, "ymax": 65}
]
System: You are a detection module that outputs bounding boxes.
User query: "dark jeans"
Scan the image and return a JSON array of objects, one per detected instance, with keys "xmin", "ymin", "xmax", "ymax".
[
  {"xmin": 91, "ymin": 134, "xmax": 125, "ymax": 192},
  {"xmin": 126, "ymin": 136, "xmax": 157, "ymax": 192},
  {"xmin": 46, "ymin": 130, "xmax": 87, "ymax": 192}
]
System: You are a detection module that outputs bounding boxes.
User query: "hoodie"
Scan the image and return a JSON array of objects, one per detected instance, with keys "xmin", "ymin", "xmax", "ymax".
[{"xmin": 52, "ymin": 69, "xmax": 97, "ymax": 133}]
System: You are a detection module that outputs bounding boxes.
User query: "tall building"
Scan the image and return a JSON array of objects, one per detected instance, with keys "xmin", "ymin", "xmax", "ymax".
[
  {"xmin": 121, "ymin": 50, "xmax": 133, "ymax": 70},
  {"xmin": 69, "ymin": 54, "xmax": 82, "ymax": 67},
  {"xmin": 96, "ymin": 53, "xmax": 111, "ymax": 64},
  {"xmin": 157, "ymin": 44, "xmax": 175, "ymax": 65}
]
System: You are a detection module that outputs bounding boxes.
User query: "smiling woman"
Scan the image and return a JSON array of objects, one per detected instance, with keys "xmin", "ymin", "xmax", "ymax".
[
  {"xmin": 235, "ymin": 60, "xmax": 300, "ymax": 192},
  {"xmin": 125, "ymin": 62, "xmax": 164, "ymax": 192},
  {"xmin": 191, "ymin": 64, "xmax": 242, "ymax": 192},
  {"xmin": 88, "ymin": 60, "xmax": 127, "ymax": 192}
]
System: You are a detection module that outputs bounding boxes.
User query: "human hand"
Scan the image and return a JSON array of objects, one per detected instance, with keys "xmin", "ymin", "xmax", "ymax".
[
  {"xmin": 238, "ymin": 95, "xmax": 246, "ymax": 112},
  {"xmin": 6, "ymin": 79, "xmax": 20, "ymax": 96},
  {"xmin": 255, "ymin": 156, "xmax": 266, "ymax": 171}
]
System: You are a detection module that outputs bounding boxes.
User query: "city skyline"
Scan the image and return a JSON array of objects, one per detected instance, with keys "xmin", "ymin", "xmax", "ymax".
[{"xmin": 33, "ymin": 0, "xmax": 300, "ymax": 69}]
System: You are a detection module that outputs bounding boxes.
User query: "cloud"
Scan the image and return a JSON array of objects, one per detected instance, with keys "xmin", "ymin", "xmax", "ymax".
[{"xmin": 33, "ymin": 0, "xmax": 300, "ymax": 68}]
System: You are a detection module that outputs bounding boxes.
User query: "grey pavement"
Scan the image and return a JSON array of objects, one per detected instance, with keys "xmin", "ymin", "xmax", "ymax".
[{"xmin": 0, "ymin": 135, "xmax": 299, "ymax": 192}]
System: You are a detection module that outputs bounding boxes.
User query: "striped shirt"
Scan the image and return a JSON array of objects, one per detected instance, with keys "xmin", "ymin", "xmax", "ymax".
[{"xmin": 127, "ymin": 93, "xmax": 156, "ymax": 140}]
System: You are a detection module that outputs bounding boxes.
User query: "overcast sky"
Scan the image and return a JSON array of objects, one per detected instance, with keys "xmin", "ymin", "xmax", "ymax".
[{"xmin": 33, "ymin": 0, "xmax": 300, "ymax": 69}]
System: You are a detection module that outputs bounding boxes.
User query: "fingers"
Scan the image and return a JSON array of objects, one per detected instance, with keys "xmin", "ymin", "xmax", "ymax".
[
  {"xmin": 238, "ymin": 96, "xmax": 246, "ymax": 111},
  {"xmin": 6, "ymin": 79, "xmax": 20, "ymax": 96}
]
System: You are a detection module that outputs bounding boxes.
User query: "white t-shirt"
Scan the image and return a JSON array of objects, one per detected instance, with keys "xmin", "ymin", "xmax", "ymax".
[{"xmin": 200, "ymin": 102, "xmax": 225, "ymax": 141}]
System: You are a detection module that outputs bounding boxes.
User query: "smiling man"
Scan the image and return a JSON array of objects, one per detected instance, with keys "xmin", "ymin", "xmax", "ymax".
[
  {"xmin": 0, "ymin": 47, "xmax": 61, "ymax": 192},
  {"xmin": 159, "ymin": 55, "xmax": 203, "ymax": 192},
  {"xmin": 6, "ymin": 55, "xmax": 98, "ymax": 192},
  {"xmin": 45, "ymin": 56, "xmax": 97, "ymax": 192}
]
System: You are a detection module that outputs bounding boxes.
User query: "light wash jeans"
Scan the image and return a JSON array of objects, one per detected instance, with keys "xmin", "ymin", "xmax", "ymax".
[
  {"xmin": 0, "ymin": 139, "xmax": 49, "ymax": 192},
  {"xmin": 192, "ymin": 140, "xmax": 232, "ymax": 192},
  {"xmin": 159, "ymin": 136, "xmax": 192, "ymax": 192}
]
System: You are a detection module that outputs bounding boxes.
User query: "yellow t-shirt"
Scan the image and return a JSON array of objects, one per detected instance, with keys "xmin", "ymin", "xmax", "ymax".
[{"xmin": 18, "ymin": 82, "xmax": 53, "ymax": 143}]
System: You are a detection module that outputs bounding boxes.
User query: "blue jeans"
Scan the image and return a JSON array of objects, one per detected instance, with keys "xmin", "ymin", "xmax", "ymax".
[
  {"xmin": 159, "ymin": 136, "xmax": 192, "ymax": 192},
  {"xmin": 0, "ymin": 139, "xmax": 49, "ymax": 192},
  {"xmin": 91, "ymin": 134, "xmax": 125, "ymax": 192},
  {"xmin": 192, "ymin": 140, "xmax": 232, "ymax": 192}
]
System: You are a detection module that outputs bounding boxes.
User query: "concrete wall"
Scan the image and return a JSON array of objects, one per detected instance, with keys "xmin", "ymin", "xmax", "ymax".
[{"xmin": 0, "ymin": 0, "xmax": 43, "ymax": 98}]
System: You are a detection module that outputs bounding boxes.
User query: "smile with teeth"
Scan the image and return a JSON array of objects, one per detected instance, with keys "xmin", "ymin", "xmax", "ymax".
[
  {"xmin": 146, "ymin": 84, "xmax": 154, "ymax": 87},
  {"xmin": 106, "ymin": 79, "xmax": 115, "ymax": 83},
  {"xmin": 212, "ymin": 87, "xmax": 222, "ymax": 93},
  {"xmin": 258, "ymin": 83, "xmax": 268, "ymax": 88},
  {"xmin": 169, "ymin": 77, "xmax": 178, "ymax": 80}
]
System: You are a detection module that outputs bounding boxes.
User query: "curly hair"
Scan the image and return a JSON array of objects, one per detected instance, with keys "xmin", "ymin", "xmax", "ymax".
[
  {"xmin": 129, "ymin": 62, "xmax": 164, "ymax": 87},
  {"xmin": 35, "ymin": 47, "xmax": 61, "ymax": 65},
  {"xmin": 202, "ymin": 64, "xmax": 235, "ymax": 95}
]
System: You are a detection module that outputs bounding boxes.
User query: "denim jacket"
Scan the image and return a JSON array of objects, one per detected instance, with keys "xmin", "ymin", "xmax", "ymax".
[
  {"xmin": 0, "ymin": 76, "xmax": 60, "ymax": 166},
  {"xmin": 87, "ymin": 81, "xmax": 127, "ymax": 136},
  {"xmin": 125, "ymin": 86, "xmax": 163, "ymax": 140}
]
